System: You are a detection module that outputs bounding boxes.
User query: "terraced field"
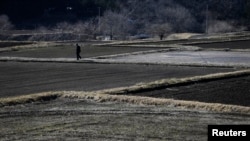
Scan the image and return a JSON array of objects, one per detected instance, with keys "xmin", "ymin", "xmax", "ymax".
[{"xmin": 0, "ymin": 36, "xmax": 249, "ymax": 141}]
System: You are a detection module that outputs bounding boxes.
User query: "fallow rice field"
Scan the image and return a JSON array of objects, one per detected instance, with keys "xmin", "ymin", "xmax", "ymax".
[{"xmin": 0, "ymin": 33, "xmax": 250, "ymax": 140}]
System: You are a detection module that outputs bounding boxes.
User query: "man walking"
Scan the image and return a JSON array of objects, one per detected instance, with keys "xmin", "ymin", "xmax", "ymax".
[{"xmin": 76, "ymin": 43, "xmax": 81, "ymax": 60}]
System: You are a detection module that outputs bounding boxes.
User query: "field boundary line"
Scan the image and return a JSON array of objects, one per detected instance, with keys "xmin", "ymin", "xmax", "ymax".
[
  {"xmin": 1, "ymin": 70, "xmax": 250, "ymax": 114},
  {"xmin": 62, "ymin": 91, "xmax": 250, "ymax": 115},
  {"xmin": 0, "ymin": 92, "xmax": 61, "ymax": 107}
]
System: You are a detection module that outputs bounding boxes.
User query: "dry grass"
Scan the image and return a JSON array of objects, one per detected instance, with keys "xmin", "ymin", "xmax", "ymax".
[
  {"xmin": 0, "ymin": 41, "xmax": 34, "ymax": 48},
  {"xmin": 1, "ymin": 70, "xmax": 250, "ymax": 114},
  {"xmin": 0, "ymin": 56, "xmax": 78, "ymax": 63},
  {"xmin": 62, "ymin": 91, "xmax": 250, "ymax": 114},
  {"xmin": 0, "ymin": 92, "xmax": 61, "ymax": 107},
  {"xmin": 0, "ymin": 42, "xmax": 57, "ymax": 53}
]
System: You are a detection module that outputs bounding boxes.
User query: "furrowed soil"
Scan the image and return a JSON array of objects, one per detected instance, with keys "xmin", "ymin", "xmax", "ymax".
[
  {"xmin": 113, "ymin": 76, "xmax": 250, "ymax": 107},
  {"xmin": 191, "ymin": 40, "xmax": 250, "ymax": 49},
  {"xmin": 0, "ymin": 61, "xmax": 236, "ymax": 98}
]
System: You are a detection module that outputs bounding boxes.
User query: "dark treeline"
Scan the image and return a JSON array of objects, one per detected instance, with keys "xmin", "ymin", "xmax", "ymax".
[
  {"xmin": 0, "ymin": 0, "xmax": 249, "ymax": 34},
  {"xmin": 0, "ymin": 0, "xmax": 120, "ymax": 28}
]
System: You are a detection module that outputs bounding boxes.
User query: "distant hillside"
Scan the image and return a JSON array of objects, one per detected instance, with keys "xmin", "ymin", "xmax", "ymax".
[
  {"xmin": 0, "ymin": 0, "xmax": 249, "ymax": 31},
  {"xmin": 0, "ymin": 0, "xmax": 119, "ymax": 28}
]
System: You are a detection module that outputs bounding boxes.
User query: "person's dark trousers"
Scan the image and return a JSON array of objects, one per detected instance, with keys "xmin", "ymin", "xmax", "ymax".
[{"xmin": 77, "ymin": 53, "xmax": 81, "ymax": 60}]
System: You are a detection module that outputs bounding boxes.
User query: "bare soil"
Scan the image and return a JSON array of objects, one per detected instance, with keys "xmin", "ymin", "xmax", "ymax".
[
  {"xmin": 191, "ymin": 40, "xmax": 250, "ymax": 49},
  {"xmin": 114, "ymin": 76, "xmax": 250, "ymax": 107},
  {"xmin": 0, "ymin": 61, "xmax": 236, "ymax": 98},
  {"xmin": 0, "ymin": 45, "xmax": 159, "ymax": 58}
]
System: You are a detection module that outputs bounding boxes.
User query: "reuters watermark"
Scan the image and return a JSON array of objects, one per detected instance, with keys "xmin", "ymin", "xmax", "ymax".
[{"xmin": 208, "ymin": 125, "xmax": 249, "ymax": 141}]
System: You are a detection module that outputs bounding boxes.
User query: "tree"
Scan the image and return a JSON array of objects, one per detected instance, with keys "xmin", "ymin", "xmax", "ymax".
[
  {"xmin": 119, "ymin": 0, "xmax": 198, "ymax": 34},
  {"xmin": 100, "ymin": 10, "xmax": 135, "ymax": 40},
  {"xmin": 53, "ymin": 19, "xmax": 99, "ymax": 40},
  {"xmin": 208, "ymin": 20, "xmax": 234, "ymax": 33},
  {"xmin": 246, "ymin": 0, "xmax": 250, "ymax": 27},
  {"xmin": 54, "ymin": 22, "xmax": 73, "ymax": 33},
  {"xmin": 147, "ymin": 23, "xmax": 172, "ymax": 40},
  {"xmin": 0, "ymin": 15, "xmax": 13, "ymax": 30},
  {"xmin": 156, "ymin": 5, "xmax": 198, "ymax": 32},
  {"xmin": 81, "ymin": 18, "xmax": 99, "ymax": 39}
]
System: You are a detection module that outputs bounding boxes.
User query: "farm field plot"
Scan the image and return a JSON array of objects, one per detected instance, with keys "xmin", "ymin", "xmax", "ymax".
[
  {"xmin": 98, "ymin": 51, "xmax": 250, "ymax": 67},
  {"xmin": 111, "ymin": 37, "xmax": 250, "ymax": 49},
  {"xmin": 190, "ymin": 40, "xmax": 250, "ymax": 49},
  {"xmin": 0, "ymin": 45, "xmax": 159, "ymax": 58},
  {"xmin": 0, "ymin": 62, "xmax": 235, "ymax": 98},
  {"xmin": 113, "ymin": 75, "xmax": 250, "ymax": 107},
  {"xmin": 0, "ymin": 98, "xmax": 249, "ymax": 141}
]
